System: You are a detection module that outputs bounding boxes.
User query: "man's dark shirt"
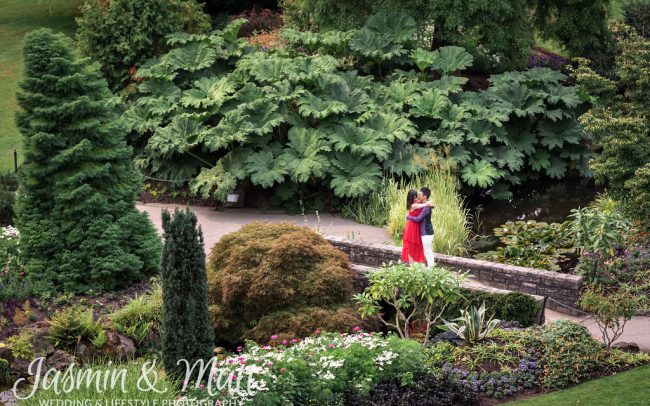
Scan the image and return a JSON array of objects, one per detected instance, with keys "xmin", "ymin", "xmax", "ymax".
[{"xmin": 406, "ymin": 206, "xmax": 434, "ymax": 236}]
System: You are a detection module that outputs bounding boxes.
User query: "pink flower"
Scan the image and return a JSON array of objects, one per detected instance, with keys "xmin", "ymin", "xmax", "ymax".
[
  {"xmin": 353, "ymin": 326, "xmax": 361, "ymax": 332},
  {"xmin": 271, "ymin": 335, "xmax": 278, "ymax": 340},
  {"xmin": 266, "ymin": 362, "xmax": 273, "ymax": 366},
  {"xmin": 231, "ymin": 375, "xmax": 238, "ymax": 381},
  {"xmin": 290, "ymin": 339, "xmax": 298, "ymax": 343},
  {"xmin": 199, "ymin": 384, "xmax": 205, "ymax": 389},
  {"xmin": 236, "ymin": 346, "xmax": 243, "ymax": 352},
  {"xmin": 280, "ymin": 368, "xmax": 287, "ymax": 373},
  {"xmin": 240, "ymin": 361, "xmax": 246, "ymax": 365},
  {"xmin": 314, "ymin": 329, "xmax": 321, "ymax": 335},
  {"xmin": 262, "ymin": 345, "xmax": 272, "ymax": 350},
  {"xmin": 282, "ymin": 340, "xmax": 288, "ymax": 345},
  {"xmin": 328, "ymin": 343, "xmax": 335, "ymax": 348}
]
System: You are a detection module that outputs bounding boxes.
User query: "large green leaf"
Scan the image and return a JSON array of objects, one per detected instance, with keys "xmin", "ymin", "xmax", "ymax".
[
  {"xmin": 410, "ymin": 49, "xmax": 436, "ymax": 71},
  {"xmin": 466, "ymin": 120, "xmax": 494, "ymax": 145},
  {"xmin": 461, "ymin": 159, "xmax": 502, "ymax": 188},
  {"xmin": 146, "ymin": 117, "xmax": 204, "ymax": 158},
  {"xmin": 430, "ymin": 46, "xmax": 474, "ymax": 75},
  {"xmin": 546, "ymin": 157, "xmax": 567, "ymax": 179},
  {"xmin": 204, "ymin": 111, "xmax": 255, "ymax": 150},
  {"xmin": 491, "ymin": 146, "xmax": 525, "ymax": 171},
  {"xmin": 409, "ymin": 89, "xmax": 449, "ymax": 118},
  {"xmin": 278, "ymin": 127, "xmax": 331, "ymax": 182},
  {"xmin": 363, "ymin": 11, "xmax": 417, "ymax": 43},
  {"xmin": 538, "ymin": 118, "xmax": 582, "ymax": 149},
  {"xmin": 490, "ymin": 83, "xmax": 546, "ymax": 118},
  {"xmin": 328, "ymin": 123, "xmax": 392, "ymax": 160},
  {"xmin": 163, "ymin": 42, "xmax": 216, "ymax": 72},
  {"xmin": 329, "ymin": 152, "xmax": 382, "ymax": 198},
  {"xmin": 528, "ymin": 149, "xmax": 551, "ymax": 171},
  {"xmin": 138, "ymin": 79, "xmax": 181, "ymax": 100},
  {"xmin": 243, "ymin": 101, "xmax": 285, "ymax": 135},
  {"xmin": 297, "ymin": 92, "xmax": 348, "ymax": 119},
  {"xmin": 245, "ymin": 151, "xmax": 287, "ymax": 188},
  {"xmin": 181, "ymin": 76, "xmax": 236, "ymax": 109},
  {"xmin": 350, "ymin": 29, "xmax": 407, "ymax": 61},
  {"xmin": 382, "ymin": 141, "xmax": 429, "ymax": 176},
  {"xmin": 365, "ymin": 112, "xmax": 417, "ymax": 142}
]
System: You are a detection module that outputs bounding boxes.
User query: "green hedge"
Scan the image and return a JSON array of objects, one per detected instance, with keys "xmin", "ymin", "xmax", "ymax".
[{"xmin": 443, "ymin": 289, "xmax": 541, "ymax": 327}]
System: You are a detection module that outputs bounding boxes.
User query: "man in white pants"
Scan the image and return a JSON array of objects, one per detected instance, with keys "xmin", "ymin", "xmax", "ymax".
[{"xmin": 406, "ymin": 187, "xmax": 435, "ymax": 267}]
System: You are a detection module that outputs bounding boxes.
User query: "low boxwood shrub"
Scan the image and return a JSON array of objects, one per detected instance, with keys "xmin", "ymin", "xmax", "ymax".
[
  {"xmin": 442, "ymin": 290, "xmax": 541, "ymax": 327},
  {"xmin": 207, "ymin": 222, "xmax": 376, "ymax": 344}
]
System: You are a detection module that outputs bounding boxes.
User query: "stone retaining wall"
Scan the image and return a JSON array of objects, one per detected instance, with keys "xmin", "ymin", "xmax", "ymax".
[{"xmin": 327, "ymin": 236, "xmax": 584, "ymax": 316}]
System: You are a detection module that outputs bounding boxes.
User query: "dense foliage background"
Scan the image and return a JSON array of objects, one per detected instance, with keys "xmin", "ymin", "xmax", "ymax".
[{"xmin": 124, "ymin": 13, "xmax": 592, "ymax": 205}]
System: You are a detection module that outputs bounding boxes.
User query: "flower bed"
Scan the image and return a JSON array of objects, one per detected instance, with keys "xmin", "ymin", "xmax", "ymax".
[{"xmin": 176, "ymin": 321, "xmax": 648, "ymax": 404}]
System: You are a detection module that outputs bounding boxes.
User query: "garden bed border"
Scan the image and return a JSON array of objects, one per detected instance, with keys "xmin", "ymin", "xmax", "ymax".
[{"xmin": 326, "ymin": 236, "xmax": 584, "ymax": 316}]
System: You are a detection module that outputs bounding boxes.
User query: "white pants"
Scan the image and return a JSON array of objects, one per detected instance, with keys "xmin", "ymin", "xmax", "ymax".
[{"xmin": 421, "ymin": 234, "xmax": 435, "ymax": 267}]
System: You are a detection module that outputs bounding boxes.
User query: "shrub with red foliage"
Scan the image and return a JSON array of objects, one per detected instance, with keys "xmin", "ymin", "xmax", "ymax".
[
  {"xmin": 231, "ymin": 7, "xmax": 283, "ymax": 37},
  {"xmin": 206, "ymin": 222, "xmax": 377, "ymax": 344}
]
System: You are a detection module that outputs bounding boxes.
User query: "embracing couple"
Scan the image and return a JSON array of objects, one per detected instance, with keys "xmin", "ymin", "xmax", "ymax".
[{"xmin": 401, "ymin": 187, "xmax": 435, "ymax": 267}]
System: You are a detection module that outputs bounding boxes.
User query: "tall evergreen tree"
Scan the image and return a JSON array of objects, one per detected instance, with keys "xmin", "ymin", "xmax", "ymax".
[
  {"xmin": 15, "ymin": 29, "xmax": 161, "ymax": 293},
  {"xmin": 160, "ymin": 208, "xmax": 214, "ymax": 379}
]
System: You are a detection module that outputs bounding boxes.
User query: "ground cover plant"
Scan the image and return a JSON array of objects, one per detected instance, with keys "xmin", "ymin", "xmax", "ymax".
[{"xmin": 125, "ymin": 12, "xmax": 593, "ymax": 206}]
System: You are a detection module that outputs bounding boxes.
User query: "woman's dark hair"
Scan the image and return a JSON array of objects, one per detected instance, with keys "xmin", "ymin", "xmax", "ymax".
[{"xmin": 406, "ymin": 189, "xmax": 418, "ymax": 210}]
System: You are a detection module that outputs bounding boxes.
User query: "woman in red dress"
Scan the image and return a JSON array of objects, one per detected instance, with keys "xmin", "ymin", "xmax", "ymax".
[{"xmin": 401, "ymin": 189, "xmax": 427, "ymax": 264}]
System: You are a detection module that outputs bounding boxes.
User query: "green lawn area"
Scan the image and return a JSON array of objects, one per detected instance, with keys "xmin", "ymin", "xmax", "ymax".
[
  {"xmin": 508, "ymin": 365, "xmax": 650, "ymax": 406},
  {"xmin": 0, "ymin": 0, "xmax": 80, "ymax": 172}
]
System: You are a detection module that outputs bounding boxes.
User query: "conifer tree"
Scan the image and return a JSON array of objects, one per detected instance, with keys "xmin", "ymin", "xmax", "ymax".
[
  {"xmin": 15, "ymin": 29, "xmax": 161, "ymax": 293},
  {"xmin": 160, "ymin": 208, "xmax": 214, "ymax": 379}
]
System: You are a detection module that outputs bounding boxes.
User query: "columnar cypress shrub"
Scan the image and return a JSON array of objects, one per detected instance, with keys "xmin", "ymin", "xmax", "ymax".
[
  {"xmin": 160, "ymin": 208, "xmax": 214, "ymax": 379},
  {"xmin": 15, "ymin": 29, "xmax": 161, "ymax": 293}
]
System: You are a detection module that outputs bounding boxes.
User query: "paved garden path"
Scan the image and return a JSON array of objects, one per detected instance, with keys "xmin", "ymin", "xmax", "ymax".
[{"xmin": 136, "ymin": 202, "xmax": 650, "ymax": 352}]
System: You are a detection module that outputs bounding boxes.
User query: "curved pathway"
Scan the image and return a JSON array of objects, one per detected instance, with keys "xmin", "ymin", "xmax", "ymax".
[
  {"xmin": 137, "ymin": 202, "xmax": 393, "ymax": 253},
  {"xmin": 136, "ymin": 202, "xmax": 650, "ymax": 352}
]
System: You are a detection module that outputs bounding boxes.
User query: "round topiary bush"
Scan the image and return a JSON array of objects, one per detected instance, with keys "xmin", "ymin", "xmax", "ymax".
[{"xmin": 207, "ymin": 222, "xmax": 374, "ymax": 344}]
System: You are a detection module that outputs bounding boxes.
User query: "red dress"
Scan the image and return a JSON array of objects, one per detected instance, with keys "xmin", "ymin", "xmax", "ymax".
[{"xmin": 401, "ymin": 209, "xmax": 426, "ymax": 264}]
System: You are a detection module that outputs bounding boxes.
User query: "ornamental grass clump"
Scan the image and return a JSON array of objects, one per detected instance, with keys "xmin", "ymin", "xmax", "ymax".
[{"xmin": 206, "ymin": 222, "xmax": 373, "ymax": 344}]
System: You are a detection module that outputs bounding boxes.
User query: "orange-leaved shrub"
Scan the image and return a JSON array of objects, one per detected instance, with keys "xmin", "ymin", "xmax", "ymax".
[{"xmin": 207, "ymin": 222, "xmax": 376, "ymax": 343}]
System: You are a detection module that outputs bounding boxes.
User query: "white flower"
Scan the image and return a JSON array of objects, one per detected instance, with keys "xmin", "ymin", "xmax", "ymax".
[
  {"xmin": 1, "ymin": 226, "xmax": 19, "ymax": 239},
  {"xmin": 375, "ymin": 350, "xmax": 398, "ymax": 366}
]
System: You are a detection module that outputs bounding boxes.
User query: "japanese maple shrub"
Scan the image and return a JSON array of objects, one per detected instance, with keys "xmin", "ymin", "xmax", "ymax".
[
  {"xmin": 14, "ymin": 29, "xmax": 161, "ymax": 293},
  {"xmin": 161, "ymin": 208, "xmax": 214, "ymax": 378},
  {"xmin": 206, "ymin": 222, "xmax": 374, "ymax": 344}
]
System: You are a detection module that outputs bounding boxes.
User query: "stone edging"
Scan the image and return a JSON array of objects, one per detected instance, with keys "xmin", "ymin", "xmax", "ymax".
[{"xmin": 326, "ymin": 236, "xmax": 585, "ymax": 316}]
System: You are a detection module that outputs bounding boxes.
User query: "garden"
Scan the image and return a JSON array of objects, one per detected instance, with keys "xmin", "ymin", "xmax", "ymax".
[{"xmin": 1, "ymin": 0, "xmax": 650, "ymax": 405}]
